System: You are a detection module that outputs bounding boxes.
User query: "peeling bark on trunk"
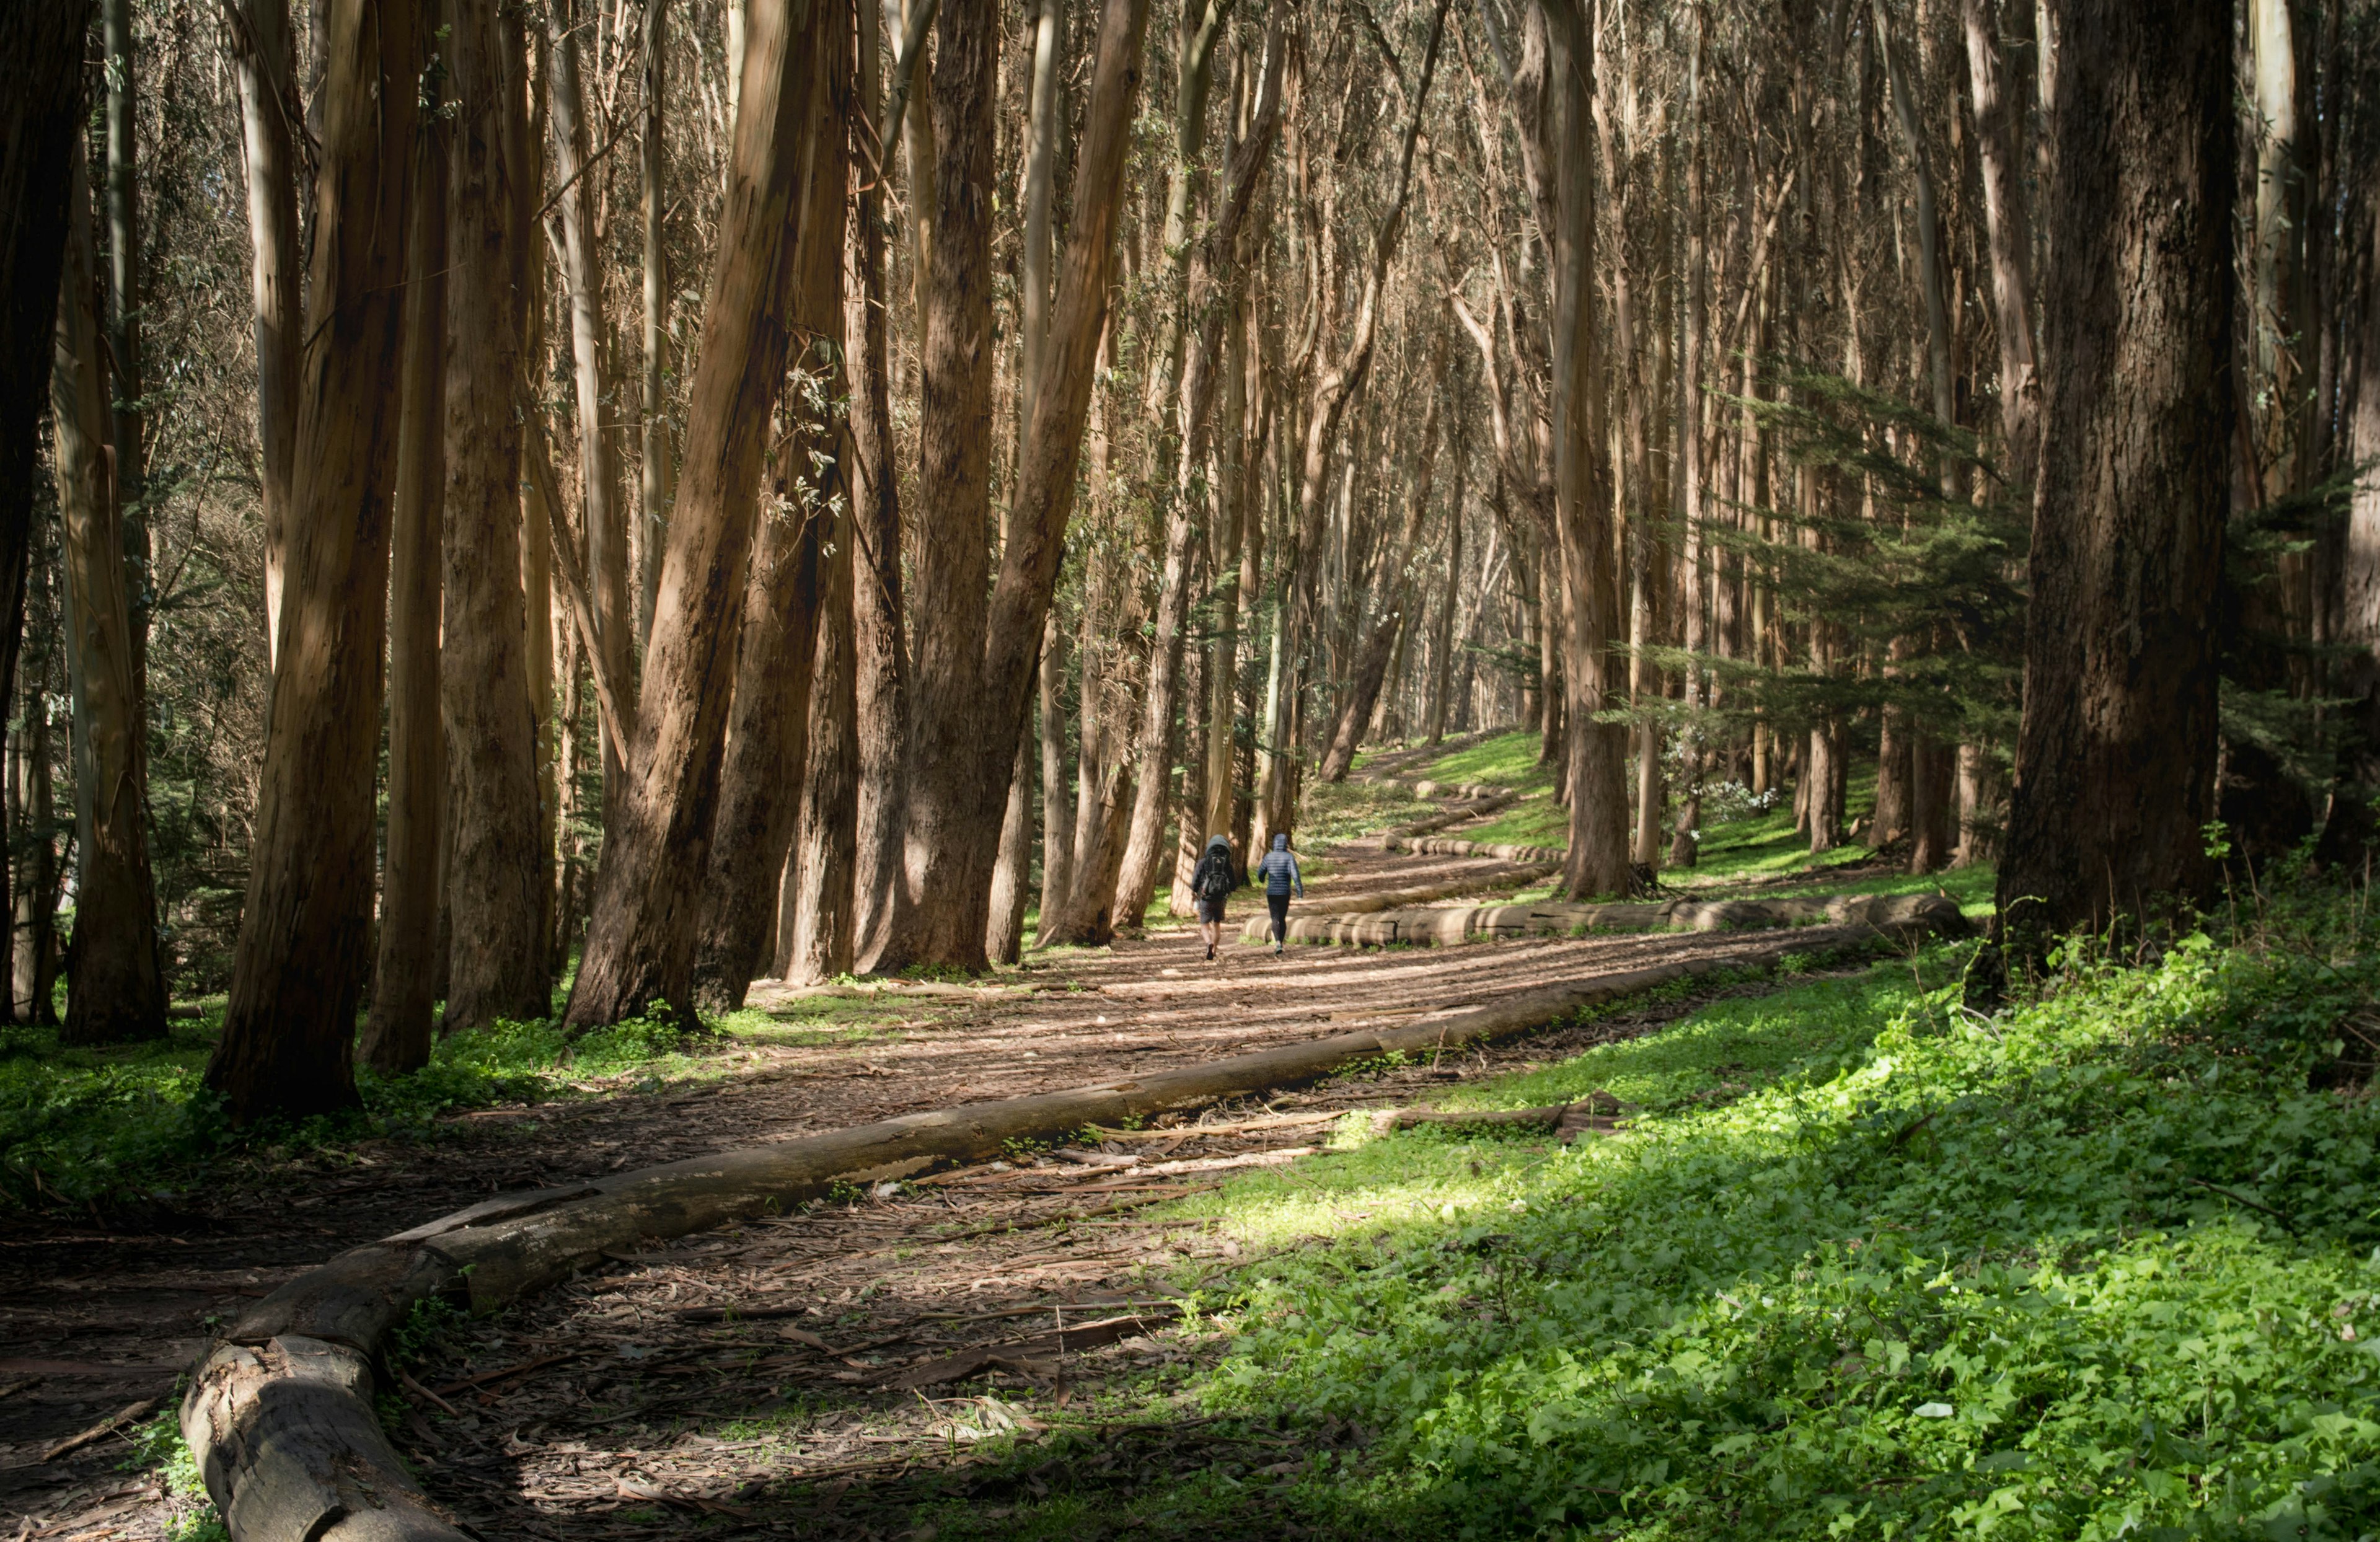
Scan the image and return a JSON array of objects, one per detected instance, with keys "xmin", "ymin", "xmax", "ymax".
[
  {"xmin": 1995, "ymin": 0, "xmax": 2231, "ymax": 965},
  {"xmin": 208, "ymin": 0, "xmax": 425, "ymax": 1122},
  {"xmin": 441, "ymin": 0, "xmax": 547, "ymax": 1035}
]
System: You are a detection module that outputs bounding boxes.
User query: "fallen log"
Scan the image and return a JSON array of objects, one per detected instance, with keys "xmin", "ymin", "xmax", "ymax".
[
  {"xmin": 1249, "ymin": 891, "xmax": 1971, "ymax": 948},
  {"xmin": 1383, "ymin": 832, "xmax": 1566, "ymax": 863},
  {"xmin": 1271, "ymin": 863, "xmax": 1561, "ymax": 920},
  {"xmin": 182, "ymin": 917, "xmax": 1947, "ymax": 1542},
  {"xmin": 1385, "ymin": 790, "xmax": 1521, "ymax": 838}
]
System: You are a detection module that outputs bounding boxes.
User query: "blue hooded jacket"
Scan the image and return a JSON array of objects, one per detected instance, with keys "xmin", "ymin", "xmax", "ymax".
[{"xmin": 1251, "ymin": 833, "xmax": 1303, "ymax": 897}]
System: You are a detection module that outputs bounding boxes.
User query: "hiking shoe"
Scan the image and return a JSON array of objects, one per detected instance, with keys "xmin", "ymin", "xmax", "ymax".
[{"xmin": 1205, "ymin": 945, "xmax": 1215, "ymax": 961}]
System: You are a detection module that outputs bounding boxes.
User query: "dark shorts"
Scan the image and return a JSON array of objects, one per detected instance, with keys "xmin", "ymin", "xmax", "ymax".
[{"xmin": 1196, "ymin": 895, "xmax": 1228, "ymax": 923}]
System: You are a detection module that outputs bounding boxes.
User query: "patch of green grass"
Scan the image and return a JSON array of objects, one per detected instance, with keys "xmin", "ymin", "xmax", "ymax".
[
  {"xmin": 1300, "ymin": 778, "xmax": 1441, "ymax": 847},
  {"xmin": 1398, "ymin": 729, "xmax": 1559, "ymax": 794},
  {"xmin": 0, "ymin": 1005, "xmax": 754, "ymax": 1212}
]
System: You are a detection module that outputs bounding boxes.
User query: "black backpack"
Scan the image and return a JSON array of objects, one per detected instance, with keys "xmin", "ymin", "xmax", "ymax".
[{"xmin": 1196, "ymin": 852, "xmax": 1234, "ymax": 901}]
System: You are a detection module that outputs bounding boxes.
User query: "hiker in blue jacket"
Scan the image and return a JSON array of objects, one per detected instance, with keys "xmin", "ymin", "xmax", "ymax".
[
  {"xmin": 1252, "ymin": 832, "xmax": 1303, "ymax": 954},
  {"xmin": 1189, "ymin": 835, "xmax": 1236, "ymax": 961}
]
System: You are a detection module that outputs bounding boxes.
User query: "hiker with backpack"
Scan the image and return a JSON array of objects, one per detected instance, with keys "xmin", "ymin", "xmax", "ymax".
[
  {"xmin": 1190, "ymin": 835, "xmax": 1238, "ymax": 961},
  {"xmin": 1252, "ymin": 832, "xmax": 1304, "ymax": 953}
]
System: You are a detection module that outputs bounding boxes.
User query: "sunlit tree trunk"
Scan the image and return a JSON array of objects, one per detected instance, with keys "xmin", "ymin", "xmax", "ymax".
[
  {"xmin": 779, "ymin": 480, "xmax": 858, "ymax": 984},
  {"xmin": 638, "ymin": 0, "xmax": 673, "ymax": 649},
  {"xmin": 208, "ymin": 0, "xmax": 426, "ymax": 1122},
  {"xmin": 552, "ymin": 0, "xmax": 636, "ymax": 816},
  {"xmin": 565, "ymin": 0, "xmax": 832, "ymax": 1027},
  {"xmin": 691, "ymin": 7, "xmax": 847, "ymax": 1011},
  {"xmin": 227, "ymin": 0, "xmax": 301, "ymax": 667}
]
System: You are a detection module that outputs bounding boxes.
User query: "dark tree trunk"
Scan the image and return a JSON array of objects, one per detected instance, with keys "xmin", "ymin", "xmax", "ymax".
[
  {"xmin": 208, "ymin": 0, "xmax": 426, "ymax": 1123},
  {"xmin": 778, "ymin": 485, "xmax": 858, "ymax": 985},
  {"xmin": 361, "ymin": 104, "xmax": 448, "ymax": 1074},
  {"xmin": 53, "ymin": 155, "xmax": 168, "ymax": 1046},
  {"xmin": 0, "ymin": 0, "xmax": 90, "ymax": 1030},
  {"xmin": 1994, "ymin": 0, "xmax": 2232, "ymax": 964},
  {"xmin": 439, "ymin": 0, "xmax": 545, "ymax": 1034},
  {"xmin": 563, "ymin": 0, "xmax": 832, "ymax": 1028}
]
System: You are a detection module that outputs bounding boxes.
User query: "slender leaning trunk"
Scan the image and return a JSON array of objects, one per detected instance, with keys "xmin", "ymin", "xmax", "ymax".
[
  {"xmin": 690, "ymin": 8, "xmax": 847, "ymax": 1011},
  {"xmin": 229, "ymin": 0, "xmax": 302, "ymax": 667},
  {"xmin": 566, "ymin": 0, "xmax": 832, "ymax": 1028},
  {"xmin": 779, "ymin": 477, "xmax": 859, "ymax": 984},
  {"xmin": 208, "ymin": 0, "xmax": 426, "ymax": 1122}
]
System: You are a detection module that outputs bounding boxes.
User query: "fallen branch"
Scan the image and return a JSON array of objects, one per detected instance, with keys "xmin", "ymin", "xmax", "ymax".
[
  {"xmin": 180, "ymin": 918, "xmax": 1947, "ymax": 1542},
  {"xmin": 38, "ymin": 1397, "xmax": 157, "ymax": 1463}
]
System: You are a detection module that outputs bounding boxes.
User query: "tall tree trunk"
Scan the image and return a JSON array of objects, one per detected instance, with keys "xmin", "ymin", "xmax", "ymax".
[
  {"xmin": 0, "ymin": 0, "xmax": 91, "ymax": 1031},
  {"xmin": 985, "ymin": 724, "xmax": 1033, "ymax": 961},
  {"xmin": 100, "ymin": 0, "xmax": 148, "ymax": 707},
  {"xmin": 1202, "ymin": 299, "xmax": 1266, "ymax": 845},
  {"xmin": 1424, "ymin": 473, "xmax": 1461, "ymax": 745},
  {"xmin": 690, "ymin": 14, "xmax": 848, "ymax": 1013},
  {"xmin": 229, "ymin": 0, "xmax": 301, "ymax": 667},
  {"xmin": 563, "ymin": 0, "xmax": 834, "ymax": 1028},
  {"xmin": 778, "ymin": 485, "xmax": 858, "ymax": 984},
  {"xmin": 1994, "ymin": 0, "xmax": 2232, "ymax": 966},
  {"xmin": 848, "ymin": 0, "xmax": 909, "ymax": 974},
  {"xmin": 886, "ymin": 0, "xmax": 1153, "ymax": 971},
  {"xmin": 441, "ymin": 0, "xmax": 546, "ymax": 1034},
  {"xmin": 881, "ymin": 0, "xmax": 1002, "ymax": 972},
  {"xmin": 552, "ymin": 0, "xmax": 636, "ymax": 817},
  {"xmin": 53, "ymin": 155, "xmax": 167, "ymax": 1046},
  {"xmin": 208, "ymin": 0, "xmax": 425, "ymax": 1122},
  {"xmin": 361, "ymin": 105, "xmax": 449, "ymax": 1075},
  {"xmin": 638, "ymin": 0, "xmax": 672, "ymax": 650},
  {"xmin": 1962, "ymin": 0, "xmax": 2038, "ymax": 487},
  {"xmin": 1519, "ymin": 0, "xmax": 1628, "ymax": 897}
]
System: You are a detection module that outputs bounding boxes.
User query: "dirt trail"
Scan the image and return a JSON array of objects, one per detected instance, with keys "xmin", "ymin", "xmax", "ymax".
[{"xmin": 0, "ymin": 804, "xmax": 1869, "ymax": 1537}]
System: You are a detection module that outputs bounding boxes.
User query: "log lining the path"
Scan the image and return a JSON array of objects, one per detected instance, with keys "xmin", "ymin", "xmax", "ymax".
[
  {"xmin": 181, "ymin": 910, "xmax": 1965, "ymax": 1542},
  {"xmin": 1245, "ymin": 891, "xmax": 1970, "ymax": 947}
]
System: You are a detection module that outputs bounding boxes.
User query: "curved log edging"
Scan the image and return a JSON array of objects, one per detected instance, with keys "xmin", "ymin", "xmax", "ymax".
[
  {"xmin": 1244, "ymin": 890, "xmax": 1972, "ymax": 949},
  {"xmin": 183, "ymin": 917, "xmax": 1946, "ymax": 1542},
  {"xmin": 1383, "ymin": 789, "xmax": 1520, "ymax": 837}
]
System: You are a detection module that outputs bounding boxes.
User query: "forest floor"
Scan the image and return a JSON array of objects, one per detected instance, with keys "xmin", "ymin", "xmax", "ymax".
[{"xmin": 0, "ymin": 742, "xmax": 1968, "ymax": 1539}]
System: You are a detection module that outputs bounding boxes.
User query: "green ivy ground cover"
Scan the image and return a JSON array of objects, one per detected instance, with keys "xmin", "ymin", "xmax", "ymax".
[{"xmin": 933, "ymin": 899, "xmax": 2380, "ymax": 1540}]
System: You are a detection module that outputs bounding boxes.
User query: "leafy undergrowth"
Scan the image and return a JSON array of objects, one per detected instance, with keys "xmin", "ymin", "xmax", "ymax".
[
  {"xmin": 946, "ymin": 890, "xmax": 2380, "ymax": 1540},
  {"xmin": 0, "ymin": 999, "xmax": 896, "ymax": 1214}
]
